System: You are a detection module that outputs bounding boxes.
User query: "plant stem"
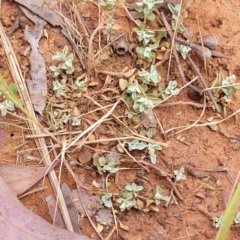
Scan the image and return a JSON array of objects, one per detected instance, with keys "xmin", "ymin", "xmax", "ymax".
[
  {"xmin": 187, "ymin": 56, "xmax": 221, "ymax": 113},
  {"xmin": 159, "ymin": 11, "xmax": 202, "ymax": 94}
]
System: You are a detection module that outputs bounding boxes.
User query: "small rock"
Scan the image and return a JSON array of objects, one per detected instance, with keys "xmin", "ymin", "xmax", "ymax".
[
  {"xmin": 158, "ymin": 226, "xmax": 166, "ymax": 235},
  {"xmin": 195, "ymin": 192, "xmax": 206, "ymax": 199},
  {"xmin": 216, "ymin": 180, "xmax": 222, "ymax": 187},
  {"xmin": 205, "ymin": 229, "xmax": 215, "ymax": 239},
  {"xmin": 193, "ymin": 197, "xmax": 202, "ymax": 205},
  {"xmin": 54, "ymin": 38, "xmax": 69, "ymax": 48}
]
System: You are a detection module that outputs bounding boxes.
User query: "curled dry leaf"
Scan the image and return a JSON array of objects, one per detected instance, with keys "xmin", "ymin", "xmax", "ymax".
[
  {"xmin": 46, "ymin": 194, "xmax": 66, "ymax": 229},
  {"xmin": 0, "ymin": 160, "xmax": 59, "ymax": 196},
  {"xmin": 72, "ymin": 189, "xmax": 103, "ymax": 217},
  {"xmin": 0, "ymin": 176, "xmax": 91, "ymax": 240}
]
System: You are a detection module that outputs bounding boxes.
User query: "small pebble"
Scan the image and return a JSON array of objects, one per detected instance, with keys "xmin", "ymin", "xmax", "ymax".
[
  {"xmin": 193, "ymin": 197, "xmax": 202, "ymax": 205},
  {"xmin": 54, "ymin": 39, "xmax": 69, "ymax": 48},
  {"xmin": 216, "ymin": 179, "xmax": 222, "ymax": 187},
  {"xmin": 205, "ymin": 229, "xmax": 215, "ymax": 239},
  {"xmin": 158, "ymin": 226, "xmax": 166, "ymax": 235}
]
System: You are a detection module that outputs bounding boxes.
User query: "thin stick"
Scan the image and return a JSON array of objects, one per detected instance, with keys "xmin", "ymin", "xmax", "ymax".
[
  {"xmin": 139, "ymin": 160, "xmax": 183, "ymax": 200},
  {"xmin": 155, "ymin": 101, "xmax": 204, "ymax": 108},
  {"xmin": 187, "ymin": 55, "xmax": 221, "ymax": 113},
  {"xmin": 159, "ymin": 11, "xmax": 202, "ymax": 94}
]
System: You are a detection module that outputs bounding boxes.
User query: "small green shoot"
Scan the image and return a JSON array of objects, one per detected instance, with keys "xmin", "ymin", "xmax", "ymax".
[
  {"xmin": 136, "ymin": 29, "xmax": 155, "ymax": 46},
  {"xmin": 136, "ymin": 43, "xmax": 159, "ymax": 62},
  {"xmin": 138, "ymin": 65, "xmax": 160, "ymax": 84},
  {"xmin": 154, "ymin": 186, "xmax": 170, "ymax": 205},
  {"xmin": 49, "ymin": 46, "xmax": 74, "ymax": 81},
  {"xmin": 125, "ymin": 183, "xmax": 143, "ymax": 198},
  {"xmin": 116, "ymin": 195, "xmax": 136, "ymax": 212},
  {"xmin": 71, "ymin": 117, "xmax": 81, "ymax": 126},
  {"xmin": 127, "ymin": 139, "xmax": 162, "ymax": 164},
  {"xmin": 135, "ymin": 0, "xmax": 164, "ymax": 21},
  {"xmin": 133, "ymin": 97, "xmax": 155, "ymax": 112},
  {"xmin": 53, "ymin": 81, "xmax": 68, "ymax": 98},
  {"xmin": 101, "ymin": 193, "xmax": 113, "ymax": 208},
  {"xmin": 126, "ymin": 82, "xmax": 142, "ymax": 99},
  {"xmin": 176, "ymin": 43, "xmax": 191, "ymax": 60},
  {"xmin": 213, "ymin": 215, "xmax": 223, "ymax": 228},
  {"xmin": 93, "ymin": 155, "xmax": 118, "ymax": 175},
  {"xmin": 234, "ymin": 212, "xmax": 240, "ymax": 224},
  {"xmin": 173, "ymin": 167, "xmax": 186, "ymax": 182},
  {"xmin": 0, "ymin": 99, "xmax": 15, "ymax": 116},
  {"xmin": 100, "ymin": 0, "xmax": 116, "ymax": 10},
  {"xmin": 116, "ymin": 183, "xmax": 143, "ymax": 211},
  {"xmin": 168, "ymin": 4, "xmax": 185, "ymax": 33},
  {"xmin": 164, "ymin": 80, "xmax": 180, "ymax": 96}
]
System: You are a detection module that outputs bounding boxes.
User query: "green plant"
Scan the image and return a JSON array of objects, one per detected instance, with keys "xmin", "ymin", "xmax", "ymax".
[
  {"xmin": 168, "ymin": 4, "xmax": 185, "ymax": 33},
  {"xmin": 175, "ymin": 43, "xmax": 191, "ymax": 60},
  {"xmin": 136, "ymin": 29, "xmax": 155, "ymax": 46},
  {"xmin": 213, "ymin": 73, "xmax": 238, "ymax": 101},
  {"xmin": 49, "ymin": 45, "xmax": 74, "ymax": 81},
  {"xmin": 135, "ymin": 0, "xmax": 164, "ymax": 21},
  {"xmin": 127, "ymin": 139, "xmax": 162, "ymax": 164},
  {"xmin": 133, "ymin": 97, "xmax": 155, "ymax": 112},
  {"xmin": 0, "ymin": 83, "xmax": 18, "ymax": 116},
  {"xmin": 216, "ymin": 183, "xmax": 240, "ymax": 239},
  {"xmin": 163, "ymin": 80, "xmax": 180, "ymax": 97},
  {"xmin": 125, "ymin": 183, "xmax": 143, "ymax": 198},
  {"xmin": 100, "ymin": 0, "xmax": 116, "ymax": 10},
  {"xmin": 136, "ymin": 43, "xmax": 159, "ymax": 62},
  {"xmin": 153, "ymin": 186, "xmax": 170, "ymax": 205},
  {"xmin": 71, "ymin": 117, "xmax": 81, "ymax": 126},
  {"xmin": 138, "ymin": 65, "xmax": 160, "ymax": 84},
  {"xmin": 213, "ymin": 215, "xmax": 223, "ymax": 228},
  {"xmin": 101, "ymin": 193, "xmax": 113, "ymax": 208},
  {"xmin": 234, "ymin": 212, "xmax": 240, "ymax": 224},
  {"xmin": 126, "ymin": 82, "xmax": 142, "ymax": 99},
  {"xmin": 173, "ymin": 167, "xmax": 186, "ymax": 181},
  {"xmin": 52, "ymin": 80, "xmax": 68, "ymax": 98},
  {"xmin": 116, "ymin": 183, "xmax": 143, "ymax": 211},
  {"xmin": 93, "ymin": 155, "xmax": 118, "ymax": 175}
]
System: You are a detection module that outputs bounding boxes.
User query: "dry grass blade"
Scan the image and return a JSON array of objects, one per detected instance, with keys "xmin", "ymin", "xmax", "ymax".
[{"xmin": 0, "ymin": 23, "xmax": 74, "ymax": 232}]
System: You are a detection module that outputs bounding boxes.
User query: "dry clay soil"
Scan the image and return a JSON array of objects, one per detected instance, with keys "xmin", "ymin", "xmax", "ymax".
[{"xmin": 0, "ymin": 0, "xmax": 240, "ymax": 240}]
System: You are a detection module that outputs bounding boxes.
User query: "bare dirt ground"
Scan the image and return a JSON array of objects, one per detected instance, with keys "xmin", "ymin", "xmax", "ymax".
[{"xmin": 0, "ymin": 0, "xmax": 240, "ymax": 239}]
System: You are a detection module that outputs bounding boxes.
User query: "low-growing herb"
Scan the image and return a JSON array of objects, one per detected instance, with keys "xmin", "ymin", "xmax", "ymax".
[
  {"xmin": 154, "ymin": 186, "xmax": 170, "ymax": 205},
  {"xmin": 93, "ymin": 155, "xmax": 118, "ymax": 175},
  {"xmin": 136, "ymin": 43, "xmax": 159, "ymax": 62},
  {"xmin": 49, "ymin": 46, "xmax": 74, "ymax": 81},
  {"xmin": 138, "ymin": 65, "xmax": 160, "ymax": 84},
  {"xmin": 135, "ymin": 0, "xmax": 164, "ymax": 21},
  {"xmin": 173, "ymin": 167, "xmax": 186, "ymax": 182},
  {"xmin": 127, "ymin": 139, "xmax": 162, "ymax": 164},
  {"xmin": 176, "ymin": 43, "xmax": 191, "ymax": 60},
  {"xmin": 101, "ymin": 193, "xmax": 113, "ymax": 208},
  {"xmin": 213, "ymin": 215, "xmax": 223, "ymax": 228}
]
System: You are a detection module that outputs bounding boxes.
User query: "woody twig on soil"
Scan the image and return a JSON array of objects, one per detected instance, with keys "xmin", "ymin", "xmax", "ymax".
[
  {"xmin": 139, "ymin": 160, "xmax": 183, "ymax": 201},
  {"xmin": 159, "ymin": 11, "xmax": 203, "ymax": 94},
  {"xmin": 187, "ymin": 55, "xmax": 221, "ymax": 113}
]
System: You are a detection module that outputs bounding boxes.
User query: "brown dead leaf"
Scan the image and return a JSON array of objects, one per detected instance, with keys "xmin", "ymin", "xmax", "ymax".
[
  {"xmin": 0, "ymin": 160, "xmax": 59, "ymax": 196},
  {"xmin": 46, "ymin": 194, "xmax": 66, "ymax": 229},
  {"xmin": 95, "ymin": 208, "xmax": 113, "ymax": 226},
  {"xmin": 72, "ymin": 189, "xmax": 103, "ymax": 217},
  {"xmin": 0, "ymin": 176, "xmax": 90, "ymax": 240},
  {"xmin": 62, "ymin": 183, "xmax": 80, "ymax": 233},
  {"xmin": 15, "ymin": 0, "xmax": 61, "ymax": 26}
]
